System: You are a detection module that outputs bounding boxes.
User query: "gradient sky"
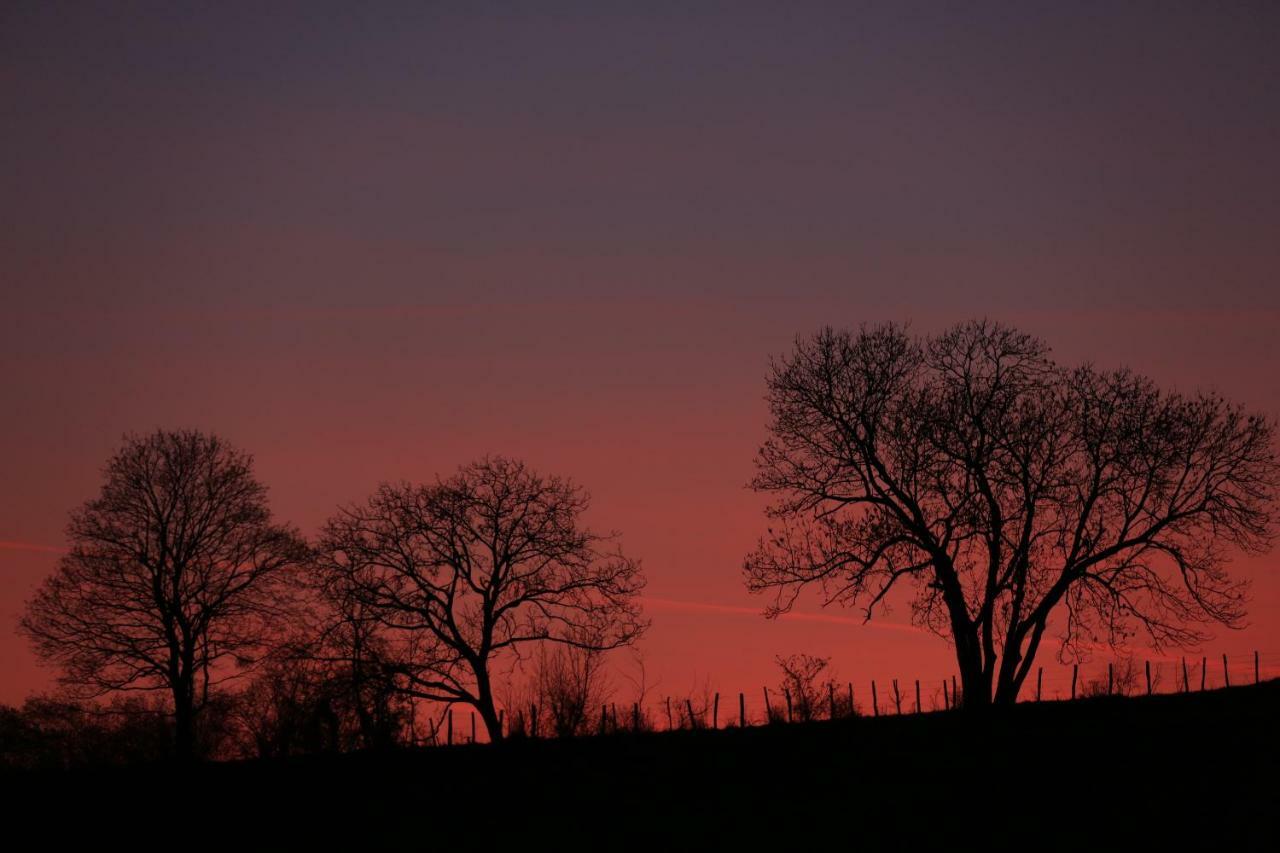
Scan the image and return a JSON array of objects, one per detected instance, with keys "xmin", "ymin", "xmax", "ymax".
[{"xmin": 3, "ymin": 2, "xmax": 1279, "ymax": 708}]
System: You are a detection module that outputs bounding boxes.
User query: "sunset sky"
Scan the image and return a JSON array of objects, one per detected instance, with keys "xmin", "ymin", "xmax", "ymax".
[{"xmin": 3, "ymin": 2, "xmax": 1279, "ymax": 709}]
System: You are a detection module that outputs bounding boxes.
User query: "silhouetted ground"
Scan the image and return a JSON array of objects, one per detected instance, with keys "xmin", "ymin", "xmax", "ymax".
[{"xmin": 6, "ymin": 681, "xmax": 1277, "ymax": 849}]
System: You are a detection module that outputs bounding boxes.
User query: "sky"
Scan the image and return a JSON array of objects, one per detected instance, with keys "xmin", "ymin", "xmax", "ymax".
[{"xmin": 2, "ymin": 1, "xmax": 1279, "ymax": 710}]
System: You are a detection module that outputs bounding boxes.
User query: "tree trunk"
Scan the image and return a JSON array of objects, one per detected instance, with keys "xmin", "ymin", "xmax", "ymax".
[
  {"xmin": 957, "ymin": 658, "xmax": 992, "ymax": 710},
  {"xmin": 173, "ymin": 682, "xmax": 195, "ymax": 762},
  {"xmin": 952, "ymin": 622, "xmax": 988, "ymax": 706},
  {"xmin": 473, "ymin": 669, "xmax": 503, "ymax": 743}
]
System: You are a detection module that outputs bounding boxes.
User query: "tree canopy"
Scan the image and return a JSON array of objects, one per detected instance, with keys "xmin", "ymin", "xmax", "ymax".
[
  {"xmin": 20, "ymin": 430, "xmax": 308, "ymax": 757},
  {"xmin": 316, "ymin": 456, "xmax": 647, "ymax": 740},
  {"xmin": 745, "ymin": 321, "xmax": 1278, "ymax": 707}
]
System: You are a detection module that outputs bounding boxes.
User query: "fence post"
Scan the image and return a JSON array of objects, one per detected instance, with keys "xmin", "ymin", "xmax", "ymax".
[
  {"xmin": 871, "ymin": 680, "xmax": 879, "ymax": 717},
  {"xmin": 1182, "ymin": 657, "xmax": 1189, "ymax": 693},
  {"xmin": 448, "ymin": 710, "xmax": 454, "ymax": 746},
  {"xmin": 784, "ymin": 688, "xmax": 793, "ymax": 723},
  {"xmin": 892, "ymin": 679, "xmax": 902, "ymax": 715},
  {"xmin": 1036, "ymin": 667, "xmax": 1043, "ymax": 702},
  {"xmin": 943, "ymin": 679, "xmax": 950, "ymax": 711},
  {"xmin": 762, "ymin": 687, "xmax": 771, "ymax": 722},
  {"xmin": 428, "ymin": 717, "xmax": 437, "ymax": 747},
  {"xmin": 686, "ymin": 698, "xmax": 697, "ymax": 729},
  {"xmin": 1200, "ymin": 657, "xmax": 1207, "ymax": 691},
  {"xmin": 1145, "ymin": 661, "xmax": 1152, "ymax": 696},
  {"xmin": 915, "ymin": 679, "xmax": 921, "ymax": 713},
  {"xmin": 952, "ymin": 675, "xmax": 959, "ymax": 710},
  {"xmin": 1107, "ymin": 663, "xmax": 1114, "ymax": 696},
  {"xmin": 1071, "ymin": 664, "xmax": 1078, "ymax": 700},
  {"xmin": 829, "ymin": 683, "xmax": 836, "ymax": 720},
  {"xmin": 1223, "ymin": 653, "xmax": 1230, "ymax": 688},
  {"xmin": 739, "ymin": 692, "xmax": 745, "ymax": 727},
  {"xmin": 713, "ymin": 693, "xmax": 720, "ymax": 729}
]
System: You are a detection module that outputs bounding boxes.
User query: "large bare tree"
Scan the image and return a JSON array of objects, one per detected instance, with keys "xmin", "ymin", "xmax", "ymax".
[
  {"xmin": 19, "ymin": 430, "xmax": 308, "ymax": 759},
  {"xmin": 745, "ymin": 321, "xmax": 1277, "ymax": 708},
  {"xmin": 316, "ymin": 456, "xmax": 647, "ymax": 741}
]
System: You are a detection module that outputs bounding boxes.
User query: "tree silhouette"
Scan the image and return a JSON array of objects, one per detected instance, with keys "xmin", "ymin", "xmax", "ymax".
[
  {"xmin": 533, "ymin": 638, "xmax": 613, "ymax": 738},
  {"xmin": 19, "ymin": 430, "xmax": 308, "ymax": 759},
  {"xmin": 316, "ymin": 456, "xmax": 647, "ymax": 741},
  {"xmin": 745, "ymin": 321, "xmax": 1278, "ymax": 708}
]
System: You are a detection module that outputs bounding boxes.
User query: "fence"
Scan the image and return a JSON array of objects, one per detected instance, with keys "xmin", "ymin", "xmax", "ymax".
[{"xmin": 411, "ymin": 650, "xmax": 1279, "ymax": 746}]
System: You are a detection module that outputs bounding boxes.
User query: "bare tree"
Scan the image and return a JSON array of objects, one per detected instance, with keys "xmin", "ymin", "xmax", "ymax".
[
  {"xmin": 745, "ymin": 322, "xmax": 1278, "ymax": 709},
  {"xmin": 774, "ymin": 653, "xmax": 850, "ymax": 722},
  {"xmin": 534, "ymin": 639, "xmax": 614, "ymax": 738},
  {"xmin": 316, "ymin": 456, "xmax": 647, "ymax": 742},
  {"xmin": 19, "ymin": 430, "xmax": 308, "ymax": 759}
]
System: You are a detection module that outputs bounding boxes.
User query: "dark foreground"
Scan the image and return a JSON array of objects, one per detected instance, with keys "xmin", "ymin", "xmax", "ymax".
[{"xmin": 6, "ymin": 682, "xmax": 1278, "ymax": 849}]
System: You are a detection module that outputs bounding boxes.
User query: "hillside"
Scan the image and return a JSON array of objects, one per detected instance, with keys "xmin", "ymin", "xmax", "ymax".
[{"xmin": 6, "ymin": 682, "xmax": 1277, "ymax": 849}]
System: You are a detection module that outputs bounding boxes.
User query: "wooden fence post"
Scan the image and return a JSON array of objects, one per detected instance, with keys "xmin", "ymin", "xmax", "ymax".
[
  {"xmin": 686, "ymin": 698, "xmax": 697, "ymax": 729},
  {"xmin": 943, "ymin": 679, "xmax": 950, "ymax": 711},
  {"xmin": 713, "ymin": 693, "xmax": 720, "ymax": 729},
  {"xmin": 1036, "ymin": 667, "xmax": 1043, "ymax": 702},
  {"xmin": 1223, "ymin": 653, "xmax": 1230, "ymax": 688},
  {"xmin": 1182, "ymin": 658, "xmax": 1189, "ymax": 693},
  {"xmin": 871, "ymin": 680, "xmax": 879, "ymax": 717},
  {"xmin": 951, "ymin": 675, "xmax": 959, "ymax": 710},
  {"xmin": 739, "ymin": 692, "xmax": 746, "ymax": 727},
  {"xmin": 665, "ymin": 697, "xmax": 673, "ymax": 730},
  {"xmin": 1071, "ymin": 664, "xmax": 1078, "ymax": 700},
  {"xmin": 915, "ymin": 679, "xmax": 921, "ymax": 713},
  {"xmin": 1145, "ymin": 661, "xmax": 1152, "ymax": 695},
  {"xmin": 448, "ymin": 710, "xmax": 454, "ymax": 746},
  {"xmin": 892, "ymin": 679, "xmax": 902, "ymax": 715},
  {"xmin": 762, "ymin": 687, "xmax": 771, "ymax": 722},
  {"xmin": 1200, "ymin": 657, "xmax": 1206, "ymax": 691},
  {"xmin": 428, "ymin": 717, "xmax": 437, "ymax": 747}
]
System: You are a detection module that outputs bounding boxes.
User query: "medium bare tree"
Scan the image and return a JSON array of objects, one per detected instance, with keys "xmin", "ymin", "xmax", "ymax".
[
  {"xmin": 745, "ymin": 321, "xmax": 1278, "ymax": 708},
  {"xmin": 19, "ymin": 430, "xmax": 308, "ymax": 759},
  {"xmin": 316, "ymin": 456, "xmax": 647, "ymax": 741}
]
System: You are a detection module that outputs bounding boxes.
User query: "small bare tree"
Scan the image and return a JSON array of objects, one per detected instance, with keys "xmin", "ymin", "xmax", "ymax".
[
  {"xmin": 534, "ymin": 639, "xmax": 613, "ymax": 738},
  {"xmin": 775, "ymin": 654, "xmax": 828, "ymax": 722},
  {"xmin": 19, "ymin": 430, "xmax": 308, "ymax": 759},
  {"xmin": 316, "ymin": 456, "xmax": 647, "ymax": 742}
]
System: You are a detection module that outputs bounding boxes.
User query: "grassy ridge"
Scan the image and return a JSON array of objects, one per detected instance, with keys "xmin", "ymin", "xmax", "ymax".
[{"xmin": 7, "ymin": 681, "xmax": 1277, "ymax": 849}]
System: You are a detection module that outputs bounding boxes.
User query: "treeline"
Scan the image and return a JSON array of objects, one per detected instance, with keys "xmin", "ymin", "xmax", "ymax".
[
  {"xmin": 8, "ymin": 320, "xmax": 1277, "ymax": 768},
  {"xmin": 8, "ymin": 432, "xmax": 647, "ymax": 765}
]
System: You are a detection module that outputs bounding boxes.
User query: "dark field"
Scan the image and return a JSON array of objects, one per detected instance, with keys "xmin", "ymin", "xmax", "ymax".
[{"xmin": 6, "ymin": 682, "xmax": 1277, "ymax": 850}]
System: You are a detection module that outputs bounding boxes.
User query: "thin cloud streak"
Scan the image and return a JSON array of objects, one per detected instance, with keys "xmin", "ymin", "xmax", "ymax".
[
  {"xmin": 639, "ymin": 595, "xmax": 925, "ymax": 634},
  {"xmin": 0, "ymin": 540, "xmax": 65, "ymax": 554}
]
